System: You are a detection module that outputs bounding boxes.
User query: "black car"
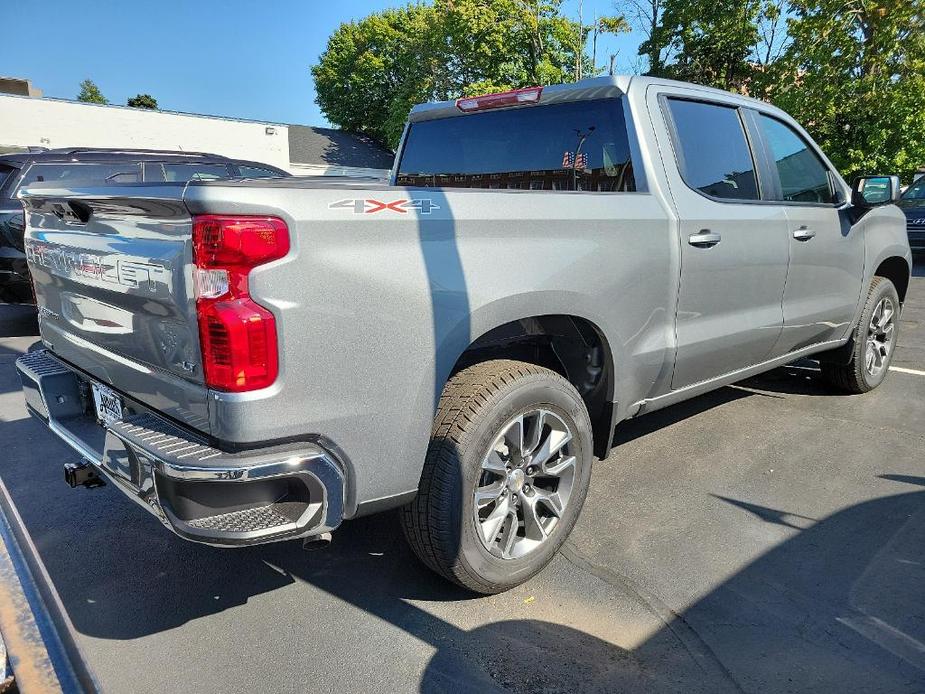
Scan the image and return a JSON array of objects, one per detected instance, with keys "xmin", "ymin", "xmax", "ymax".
[
  {"xmin": 0, "ymin": 148, "xmax": 290, "ymax": 303},
  {"xmin": 898, "ymin": 175, "xmax": 925, "ymax": 255}
]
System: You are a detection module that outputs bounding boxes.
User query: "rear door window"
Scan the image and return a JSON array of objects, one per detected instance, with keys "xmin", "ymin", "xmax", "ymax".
[
  {"xmin": 665, "ymin": 98, "xmax": 760, "ymax": 201},
  {"xmin": 397, "ymin": 98, "xmax": 636, "ymax": 192},
  {"xmin": 758, "ymin": 115, "xmax": 835, "ymax": 204}
]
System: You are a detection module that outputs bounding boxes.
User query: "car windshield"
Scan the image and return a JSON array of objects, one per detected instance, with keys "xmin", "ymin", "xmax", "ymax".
[{"xmin": 902, "ymin": 176, "xmax": 925, "ymax": 200}]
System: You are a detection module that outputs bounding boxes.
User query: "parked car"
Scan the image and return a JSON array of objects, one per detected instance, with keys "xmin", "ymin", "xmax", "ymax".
[
  {"xmin": 0, "ymin": 148, "xmax": 289, "ymax": 303},
  {"xmin": 897, "ymin": 174, "xmax": 925, "ymax": 254},
  {"xmin": 14, "ymin": 77, "xmax": 911, "ymax": 593}
]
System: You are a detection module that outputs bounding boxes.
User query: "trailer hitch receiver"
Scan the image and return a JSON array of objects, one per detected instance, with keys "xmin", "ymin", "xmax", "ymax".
[{"xmin": 64, "ymin": 461, "xmax": 105, "ymax": 489}]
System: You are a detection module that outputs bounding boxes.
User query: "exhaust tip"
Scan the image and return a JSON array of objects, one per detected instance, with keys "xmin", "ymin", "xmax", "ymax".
[{"xmin": 302, "ymin": 532, "xmax": 332, "ymax": 551}]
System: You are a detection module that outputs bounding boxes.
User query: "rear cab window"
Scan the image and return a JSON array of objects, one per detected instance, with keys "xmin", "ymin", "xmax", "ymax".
[
  {"xmin": 397, "ymin": 98, "xmax": 636, "ymax": 192},
  {"xmin": 664, "ymin": 98, "xmax": 760, "ymax": 201}
]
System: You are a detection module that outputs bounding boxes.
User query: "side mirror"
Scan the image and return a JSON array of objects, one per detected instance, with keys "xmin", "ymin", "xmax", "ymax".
[{"xmin": 852, "ymin": 175, "xmax": 901, "ymax": 207}]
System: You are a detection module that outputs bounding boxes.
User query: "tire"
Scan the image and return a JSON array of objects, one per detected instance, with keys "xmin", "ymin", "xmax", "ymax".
[
  {"xmin": 401, "ymin": 359, "xmax": 593, "ymax": 594},
  {"xmin": 820, "ymin": 276, "xmax": 900, "ymax": 393}
]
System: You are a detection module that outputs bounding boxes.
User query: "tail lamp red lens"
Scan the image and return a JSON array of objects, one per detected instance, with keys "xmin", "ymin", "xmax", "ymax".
[{"xmin": 192, "ymin": 215, "xmax": 289, "ymax": 392}]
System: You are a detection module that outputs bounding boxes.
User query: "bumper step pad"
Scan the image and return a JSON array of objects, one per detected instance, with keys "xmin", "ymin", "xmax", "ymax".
[
  {"xmin": 109, "ymin": 414, "xmax": 221, "ymax": 467},
  {"xmin": 186, "ymin": 505, "xmax": 294, "ymax": 533}
]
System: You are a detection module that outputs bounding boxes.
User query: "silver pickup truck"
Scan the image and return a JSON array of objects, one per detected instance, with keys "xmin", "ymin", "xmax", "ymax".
[{"xmin": 15, "ymin": 76, "xmax": 911, "ymax": 593}]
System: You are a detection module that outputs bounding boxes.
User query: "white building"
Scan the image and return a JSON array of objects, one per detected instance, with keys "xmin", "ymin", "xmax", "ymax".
[{"xmin": 0, "ymin": 92, "xmax": 394, "ymax": 178}]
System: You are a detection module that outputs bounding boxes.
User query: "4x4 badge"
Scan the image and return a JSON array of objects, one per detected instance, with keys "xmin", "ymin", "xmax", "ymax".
[{"xmin": 329, "ymin": 198, "xmax": 441, "ymax": 214}]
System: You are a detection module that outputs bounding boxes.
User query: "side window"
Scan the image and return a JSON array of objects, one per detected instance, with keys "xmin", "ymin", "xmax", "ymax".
[
  {"xmin": 237, "ymin": 165, "xmax": 282, "ymax": 178},
  {"xmin": 143, "ymin": 162, "xmax": 167, "ymax": 182},
  {"xmin": 666, "ymin": 98, "xmax": 760, "ymax": 201},
  {"xmin": 903, "ymin": 177, "xmax": 925, "ymax": 201},
  {"xmin": 758, "ymin": 115, "xmax": 835, "ymax": 204},
  {"xmin": 160, "ymin": 163, "xmax": 234, "ymax": 182},
  {"xmin": 17, "ymin": 162, "xmax": 142, "ymax": 188},
  {"xmin": 0, "ymin": 164, "xmax": 14, "ymax": 193}
]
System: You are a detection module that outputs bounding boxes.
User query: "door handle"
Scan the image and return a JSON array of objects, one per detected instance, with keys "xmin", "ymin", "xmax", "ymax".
[
  {"xmin": 793, "ymin": 227, "xmax": 816, "ymax": 241},
  {"xmin": 688, "ymin": 230, "xmax": 722, "ymax": 248}
]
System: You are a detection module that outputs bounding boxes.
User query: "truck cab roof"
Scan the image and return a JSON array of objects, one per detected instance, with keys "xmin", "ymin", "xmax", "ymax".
[{"xmin": 407, "ymin": 75, "xmax": 786, "ymax": 123}]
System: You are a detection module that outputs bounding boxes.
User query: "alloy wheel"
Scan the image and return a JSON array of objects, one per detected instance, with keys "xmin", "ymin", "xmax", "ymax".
[
  {"xmin": 473, "ymin": 409, "xmax": 577, "ymax": 560},
  {"xmin": 866, "ymin": 296, "xmax": 896, "ymax": 378}
]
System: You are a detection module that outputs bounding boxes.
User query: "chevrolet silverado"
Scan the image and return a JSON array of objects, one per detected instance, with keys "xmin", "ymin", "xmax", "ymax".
[{"xmin": 15, "ymin": 76, "xmax": 912, "ymax": 593}]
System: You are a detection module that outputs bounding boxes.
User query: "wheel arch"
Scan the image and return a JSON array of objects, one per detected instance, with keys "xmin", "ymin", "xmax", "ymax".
[
  {"xmin": 874, "ymin": 255, "xmax": 911, "ymax": 304},
  {"xmin": 448, "ymin": 309, "xmax": 619, "ymax": 460}
]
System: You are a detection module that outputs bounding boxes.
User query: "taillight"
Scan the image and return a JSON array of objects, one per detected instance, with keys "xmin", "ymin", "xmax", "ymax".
[
  {"xmin": 192, "ymin": 215, "xmax": 289, "ymax": 392},
  {"xmin": 455, "ymin": 86, "xmax": 543, "ymax": 112}
]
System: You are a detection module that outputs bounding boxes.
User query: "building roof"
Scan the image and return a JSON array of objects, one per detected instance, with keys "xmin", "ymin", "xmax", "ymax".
[
  {"xmin": 0, "ymin": 76, "xmax": 42, "ymax": 97},
  {"xmin": 288, "ymin": 125, "xmax": 393, "ymax": 170}
]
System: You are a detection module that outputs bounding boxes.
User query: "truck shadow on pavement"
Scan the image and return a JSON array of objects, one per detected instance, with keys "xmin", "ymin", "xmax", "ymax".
[
  {"xmin": 0, "ymin": 396, "xmax": 922, "ymax": 691},
  {"xmin": 0, "ymin": 294, "xmax": 922, "ymax": 690}
]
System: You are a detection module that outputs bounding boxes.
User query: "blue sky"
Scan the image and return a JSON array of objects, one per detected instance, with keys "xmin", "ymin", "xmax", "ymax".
[{"xmin": 0, "ymin": 0, "xmax": 644, "ymax": 127}]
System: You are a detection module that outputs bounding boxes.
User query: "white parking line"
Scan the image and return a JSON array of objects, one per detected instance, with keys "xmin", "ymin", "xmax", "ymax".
[{"xmin": 890, "ymin": 366, "xmax": 925, "ymax": 377}]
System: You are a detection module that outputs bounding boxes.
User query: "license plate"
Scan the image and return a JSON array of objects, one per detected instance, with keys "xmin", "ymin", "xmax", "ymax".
[{"xmin": 91, "ymin": 382, "xmax": 123, "ymax": 425}]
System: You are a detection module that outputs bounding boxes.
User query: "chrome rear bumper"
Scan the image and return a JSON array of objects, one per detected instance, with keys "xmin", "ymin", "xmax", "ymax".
[{"xmin": 16, "ymin": 349, "xmax": 345, "ymax": 547}]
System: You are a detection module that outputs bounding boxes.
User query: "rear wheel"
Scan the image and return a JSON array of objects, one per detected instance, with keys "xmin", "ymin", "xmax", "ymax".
[
  {"xmin": 820, "ymin": 276, "xmax": 900, "ymax": 393},
  {"xmin": 401, "ymin": 359, "xmax": 593, "ymax": 594}
]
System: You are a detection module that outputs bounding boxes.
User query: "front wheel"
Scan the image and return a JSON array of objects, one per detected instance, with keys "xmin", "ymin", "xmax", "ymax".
[
  {"xmin": 401, "ymin": 360, "xmax": 593, "ymax": 594},
  {"xmin": 820, "ymin": 276, "xmax": 900, "ymax": 393}
]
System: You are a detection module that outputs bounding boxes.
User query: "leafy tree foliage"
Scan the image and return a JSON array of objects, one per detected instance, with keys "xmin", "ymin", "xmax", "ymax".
[
  {"xmin": 644, "ymin": 0, "xmax": 783, "ymax": 92},
  {"xmin": 312, "ymin": 0, "xmax": 590, "ymax": 147},
  {"xmin": 773, "ymin": 0, "xmax": 925, "ymax": 181},
  {"xmin": 77, "ymin": 79, "xmax": 108, "ymax": 105},
  {"xmin": 635, "ymin": 0, "xmax": 923, "ymax": 180},
  {"xmin": 315, "ymin": 0, "xmax": 922, "ymax": 180},
  {"xmin": 617, "ymin": 0, "xmax": 667, "ymax": 74},
  {"xmin": 589, "ymin": 15, "xmax": 632, "ymax": 75},
  {"xmin": 127, "ymin": 93, "xmax": 158, "ymax": 109}
]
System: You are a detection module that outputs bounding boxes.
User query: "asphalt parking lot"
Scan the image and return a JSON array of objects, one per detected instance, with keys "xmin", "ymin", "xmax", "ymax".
[{"xmin": 0, "ymin": 263, "xmax": 923, "ymax": 693}]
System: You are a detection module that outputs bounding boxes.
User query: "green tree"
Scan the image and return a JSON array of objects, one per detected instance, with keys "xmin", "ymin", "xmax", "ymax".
[
  {"xmin": 127, "ymin": 93, "xmax": 158, "ymax": 109},
  {"xmin": 589, "ymin": 15, "xmax": 631, "ymax": 75},
  {"xmin": 311, "ymin": 4, "xmax": 439, "ymax": 148},
  {"xmin": 617, "ymin": 0, "xmax": 668, "ymax": 74},
  {"xmin": 774, "ymin": 0, "xmax": 925, "ymax": 181},
  {"xmin": 312, "ymin": 0, "xmax": 594, "ymax": 148},
  {"xmin": 644, "ymin": 0, "xmax": 783, "ymax": 92},
  {"xmin": 77, "ymin": 79, "xmax": 108, "ymax": 105}
]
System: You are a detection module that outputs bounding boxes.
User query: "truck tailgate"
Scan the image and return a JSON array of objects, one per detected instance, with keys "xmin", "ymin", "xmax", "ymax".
[{"xmin": 19, "ymin": 185, "xmax": 210, "ymax": 432}]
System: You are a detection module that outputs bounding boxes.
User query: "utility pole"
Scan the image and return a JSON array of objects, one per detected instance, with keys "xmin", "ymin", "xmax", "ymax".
[
  {"xmin": 609, "ymin": 54, "xmax": 616, "ymax": 76},
  {"xmin": 591, "ymin": 13, "xmax": 598, "ymax": 75},
  {"xmin": 575, "ymin": 0, "xmax": 583, "ymax": 81}
]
